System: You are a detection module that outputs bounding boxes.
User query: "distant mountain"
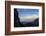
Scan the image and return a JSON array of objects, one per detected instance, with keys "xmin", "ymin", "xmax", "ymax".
[{"xmin": 21, "ymin": 18, "xmax": 39, "ymax": 27}]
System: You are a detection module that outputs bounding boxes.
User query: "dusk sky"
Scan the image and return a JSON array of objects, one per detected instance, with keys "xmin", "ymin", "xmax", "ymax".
[{"xmin": 16, "ymin": 8, "xmax": 39, "ymax": 22}]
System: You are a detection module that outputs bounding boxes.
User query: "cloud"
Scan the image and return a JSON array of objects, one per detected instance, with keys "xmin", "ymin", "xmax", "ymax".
[{"xmin": 19, "ymin": 15, "xmax": 39, "ymax": 22}]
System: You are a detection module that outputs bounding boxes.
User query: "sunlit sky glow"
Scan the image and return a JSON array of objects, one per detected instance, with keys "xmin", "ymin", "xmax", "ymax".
[{"xmin": 15, "ymin": 8, "xmax": 39, "ymax": 22}]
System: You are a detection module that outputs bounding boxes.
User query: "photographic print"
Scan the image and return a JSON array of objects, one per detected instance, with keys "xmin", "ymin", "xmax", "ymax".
[
  {"xmin": 5, "ymin": 1, "xmax": 45, "ymax": 35},
  {"xmin": 11, "ymin": 5, "xmax": 42, "ymax": 32},
  {"xmin": 14, "ymin": 8, "xmax": 39, "ymax": 27}
]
